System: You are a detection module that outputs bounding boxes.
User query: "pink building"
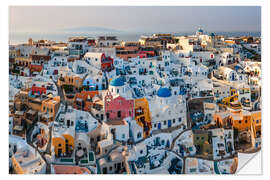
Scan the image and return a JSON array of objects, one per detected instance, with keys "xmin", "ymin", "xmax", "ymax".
[{"xmin": 104, "ymin": 91, "xmax": 134, "ymax": 121}]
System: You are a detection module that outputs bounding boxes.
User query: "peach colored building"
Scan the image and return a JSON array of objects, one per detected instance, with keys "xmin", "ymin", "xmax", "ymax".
[{"xmin": 53, "ymin": 165, "xmax": 91, "ymax": 174}]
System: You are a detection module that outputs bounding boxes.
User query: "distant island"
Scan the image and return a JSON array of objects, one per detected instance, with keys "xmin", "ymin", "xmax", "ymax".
[{"xmin": 62, "ymin": 26, "xmax": 123, "ymax": 33}]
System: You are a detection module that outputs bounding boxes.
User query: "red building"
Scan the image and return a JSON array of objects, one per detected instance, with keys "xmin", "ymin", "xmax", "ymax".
[
  {"xmin": 31, "ymin": 54, "xmax": 51, "ymax": 65},
  {"xmin": 104, "ymin": 91, "xmax": 134, "ymax": 121},
  {"xmin": 87, "ymin": 39, "xmax": 96, "ymax": 46},
  {"xmin": 101, "ymin": 54, "xmax": 114, "ymax": 72},
  {"xmin": 85, "ymin": 52, "xmax": 114, "ymax": 72},
  {"xmin": 31, "ymin": 84, "xmax": 46, "ymax": 95},
  {"xmin": 30, "ymin": 64, "xmax": 43, "ymax": 73},
  {"xmin": 139, "ymin": 47, "xmax": 156, "ymax": 57}
]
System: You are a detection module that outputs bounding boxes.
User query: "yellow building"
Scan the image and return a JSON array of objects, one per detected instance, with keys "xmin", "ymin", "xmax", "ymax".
[
  {"xmin": 52, "ymin": 136, "xmax": 65, "ymax": 157},
  {"xmin": 224, "ymin": 40, "xmax": 236, "ymax": 44},
  {"xmin": 134, "ymin": 98, "xmax": 152, "ymax": 137},
  {"xmin": 9, "ymin": 49, "xmax": 17, "ymax": 58},
  {"xmin": 221, "ymin": 89, "xmax": 242, "ymax": 112},
  {"xmin": 15, "ymin": 57, "xmax": 32, "ymax": 67},
  {"xmin": 52, "ymin": 133, "xmax": 75, "ymax": 157}
]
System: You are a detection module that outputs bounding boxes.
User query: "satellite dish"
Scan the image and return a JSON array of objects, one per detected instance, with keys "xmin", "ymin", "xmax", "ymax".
[{"xmin": 47, "ymin": 94, "xmax": 53, "ymax": 98}]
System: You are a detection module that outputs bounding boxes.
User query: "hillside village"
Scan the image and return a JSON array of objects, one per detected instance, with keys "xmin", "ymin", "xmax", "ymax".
[{"xmin": 9, "ymin": 28, "xmax": 261, "ymax": 174}]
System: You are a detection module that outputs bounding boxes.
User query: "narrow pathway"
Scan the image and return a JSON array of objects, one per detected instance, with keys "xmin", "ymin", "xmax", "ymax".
[{"xmin": 170, "ymin": 128, "xmax": 190, "ymax": 151}]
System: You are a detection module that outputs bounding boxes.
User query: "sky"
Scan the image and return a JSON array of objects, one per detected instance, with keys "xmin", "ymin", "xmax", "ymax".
[{"xmin": 9, "ymin": 6, "xmax": 261, "ymax": 34}]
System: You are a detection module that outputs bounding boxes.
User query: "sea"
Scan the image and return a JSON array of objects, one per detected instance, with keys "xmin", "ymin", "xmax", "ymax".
[{"xmin": 9, "ymin": 31, "xmax": 261, "ymax": 45}]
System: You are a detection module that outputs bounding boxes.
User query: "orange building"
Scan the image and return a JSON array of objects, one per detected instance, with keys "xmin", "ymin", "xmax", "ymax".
[
  {"xmin": 41, "ymin": 96, "xmax": 60, "ymax": 123},
  {"xmin": 213, "ymin": 112, "xmax": 232, "ymax": 128},
  {"xmin": 11, "ymin": 156, "xmax": 25, "ymax": 174},
  {"xmin": 134, "ymin": 98, "xmax": 152, "ymax": 137},
  {"xmin": 231, "ymin": 111, "xmax": 261, "ymax": 138},
  {"xmin": 73, "ymin": 91, "xmax": 99, "ymax": 111},
  {"xmin": 251, "ymin": 111, "xmax": 261, "ymax": 138},
  {"xmin": 232, "ymin": 111, "xmax": 252, "ymax": 131}
]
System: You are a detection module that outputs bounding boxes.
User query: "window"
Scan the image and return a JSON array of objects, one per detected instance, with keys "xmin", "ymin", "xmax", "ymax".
[
  {"xmin": 161, "ymin": 140, "xmax": 165, "ymax": 145},
  {"xmin": 154, "ymin": 124, "xmax": 157, "ymax": 128},
  {"xmin": 117, "ymin": 111, "xmax": 121, "ymax": 118},
  {"xmin": 122, "ymin": 134, "xmax": 125, "ymax": 139},
  {"xmin": 173, "ymin": 119, "xmax": 175, "ymax": 123},
  {"xmin": 178, "ymin": 117, "xmax": 182, "ymax": 122},
  {"xmin": 137, "ymin": 132, "xmax": 142, "ymax": 139},
  {"xmin": 164, "ymin": 121, "xmax": 167, "ymax": 125},
  {"xmin": 103, "ymin": 167, "xmax": 107, "ymax": 174}
]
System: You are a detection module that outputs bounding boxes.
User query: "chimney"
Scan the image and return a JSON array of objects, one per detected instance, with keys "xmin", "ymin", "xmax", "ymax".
[{"xmin": 28, "ymin": 38, "xmax": 33, "ymax": 46}]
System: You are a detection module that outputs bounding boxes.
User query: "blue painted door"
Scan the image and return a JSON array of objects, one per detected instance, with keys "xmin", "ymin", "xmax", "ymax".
[
  {"xmin": 168, "ymin": 120, "xmax": 172, "ymax": 127},
  {"xmin": 158, "ymin": 123, "xmax": 161, "ymax": 129},
  {"xmin": 232, "ymin": 73, "xmax": 235, "ymax": 81}
]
